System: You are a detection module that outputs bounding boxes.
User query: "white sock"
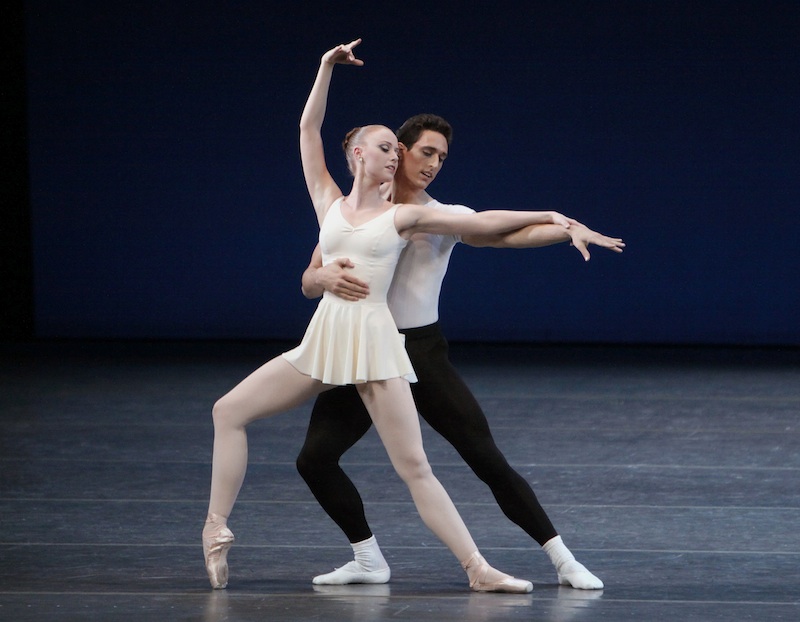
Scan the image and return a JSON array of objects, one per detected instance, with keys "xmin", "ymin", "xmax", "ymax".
[
  {"xmin": 542, "ymin": 535, "xmax": 604, "ymax": 590},
  {"xmin": 312, "ymin": 536, "xmax": 391, "ymax": 585},
  {"xmin": 352, "ymin": 535, "xmax": 389, "ymax": 572}
]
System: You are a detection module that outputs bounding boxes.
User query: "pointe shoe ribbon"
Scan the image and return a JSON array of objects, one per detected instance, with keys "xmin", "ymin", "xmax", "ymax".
[
  {"xmin": 203, "ymin": 513, "xmax": 235, "ymax": 589},
  {"xmin": 461, "ymin": 552, "xmax": 533, "ymax": 594}
]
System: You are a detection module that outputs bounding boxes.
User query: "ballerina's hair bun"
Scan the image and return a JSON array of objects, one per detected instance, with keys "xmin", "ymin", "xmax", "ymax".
[{"xmin": 342, "ymin": 126, "xmax": 366, "ymax": 175}]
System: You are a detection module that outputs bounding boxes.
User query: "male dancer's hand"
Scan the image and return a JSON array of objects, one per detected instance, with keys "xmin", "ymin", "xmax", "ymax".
[
  {"xmin": 567, "ymin": 222, "xmax": 625, "ymax": 261},
  {"xmin": 316, "ymin": 258, "xmax": 370, "ymax": 301}
]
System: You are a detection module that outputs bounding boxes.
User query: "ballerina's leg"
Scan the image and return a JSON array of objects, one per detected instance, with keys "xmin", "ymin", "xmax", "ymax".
[
  {"xmin": 204, "ymin": 356, "xmax": 325, "ymax": 588},
  {"xmin": 356, "ymin": 378, "xmax": 532, "ymax": 593}
]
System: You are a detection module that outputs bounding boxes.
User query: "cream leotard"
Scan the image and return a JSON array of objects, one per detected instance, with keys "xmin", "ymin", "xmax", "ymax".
[{"xmin": 282, "ymin": 198, "xmax": 416, "ymax": 385}]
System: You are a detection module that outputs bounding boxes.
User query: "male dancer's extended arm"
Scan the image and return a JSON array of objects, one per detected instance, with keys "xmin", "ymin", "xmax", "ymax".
[
  {"xmin": 301, "ymin": 218, "xmax": 625, "ymax": 301},
  {"xmin": 463, "ymin": 221, "xmax": 624, "ymax": 261}
]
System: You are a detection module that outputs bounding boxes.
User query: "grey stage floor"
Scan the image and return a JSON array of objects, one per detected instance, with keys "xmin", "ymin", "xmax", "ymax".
[{"xmin": 1, "ymin": 340, "xmax": 798, "ymax": 621}]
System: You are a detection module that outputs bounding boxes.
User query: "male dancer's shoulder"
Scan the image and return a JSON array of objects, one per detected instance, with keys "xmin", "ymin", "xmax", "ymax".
[{"xmin": 426, "ymin": 198, "xmax": 475, "ymax": 216}]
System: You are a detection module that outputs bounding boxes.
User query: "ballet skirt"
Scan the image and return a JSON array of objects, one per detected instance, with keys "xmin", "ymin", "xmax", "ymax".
[{"xmin": 282, "ymin": 198, "xmax": 417, "ymax": 385}]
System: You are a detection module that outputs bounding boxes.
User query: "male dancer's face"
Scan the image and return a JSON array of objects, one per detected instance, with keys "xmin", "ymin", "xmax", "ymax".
[{"xmin": 398, "ymin": 129, "xmax": 449, "ymax": 191}]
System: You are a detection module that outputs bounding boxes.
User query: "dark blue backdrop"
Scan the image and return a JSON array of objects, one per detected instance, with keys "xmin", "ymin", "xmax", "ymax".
[{"xmin": 25, "ymin": 1, "xmax": 799, "ymax": 345}]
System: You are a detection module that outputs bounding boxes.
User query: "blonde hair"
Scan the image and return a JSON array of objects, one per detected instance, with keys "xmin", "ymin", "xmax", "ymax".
[{"xmin": 341, "ymin": 125, "xmax": 392, "ymax": 175}]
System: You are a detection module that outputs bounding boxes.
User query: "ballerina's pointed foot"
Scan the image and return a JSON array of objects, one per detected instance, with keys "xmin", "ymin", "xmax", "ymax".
[
  {"xmin": 462, "ymin": 552, "xmax": 533, "ymax": 594},
  {"xmin": 558, "ymin": 560, "xmax": 604, "ymax": 590},
  {"xmin": 203, "ymin": 513, "xmax": 235, "ymax": 589}
]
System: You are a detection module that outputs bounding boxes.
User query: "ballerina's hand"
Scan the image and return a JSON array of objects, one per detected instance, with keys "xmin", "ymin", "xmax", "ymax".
[
  {"xmin": 323, "ymin": 38, "xmax": 365, "ymax": 66},
  {"xmin": 550, "ymin": 211, "xmax": 571, "ymax": 228}
]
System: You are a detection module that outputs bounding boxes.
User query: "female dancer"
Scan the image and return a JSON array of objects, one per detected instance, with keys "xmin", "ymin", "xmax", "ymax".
[{"xmin": 202, "ymin": 39, "xmax": 571, "ymax": 592}]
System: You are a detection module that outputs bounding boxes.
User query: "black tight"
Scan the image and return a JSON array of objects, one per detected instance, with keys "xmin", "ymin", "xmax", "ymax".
[{"xmin": 296, "ymin": 323, "xmax": 558, "ymax": 546}]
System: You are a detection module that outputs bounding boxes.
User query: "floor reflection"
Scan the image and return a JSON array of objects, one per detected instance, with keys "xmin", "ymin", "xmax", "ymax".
[{"xmin": 201, "ymin": 583, "xmax": 604, "ymax": 621}]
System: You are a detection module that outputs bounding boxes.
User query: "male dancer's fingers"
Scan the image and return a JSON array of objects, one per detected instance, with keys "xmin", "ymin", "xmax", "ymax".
[
  {"xmin": 334, "ymin": 259, "xmax": 369, "ymax": 292},
  {"xmin": 333, "ymin": 275, "xmax": 369, "ymax": 301},
  {"xmin": 332, "ymin": 288, "xmax": 363, "ymax": 302},
  {"xmin": 343, "ymin": 276, "xmax": 369, "ymax": 297},
  {"xmin": 579, "ymin": 230, "xmax": 625, "ymax": 255},
  {"xmin": 598, "ymin": 235, "xmax": 625, "ymax": 252},
  {"xmin": 336, "ymin": 292, "xmax": 363, "ymax": 302},
  {"xmin": 334, "ymin": 257, "xmax": 356, "ymax": 269},
  {"xmin": 573, "ymin": 240, "xmax": 591, "ymax": 261}
]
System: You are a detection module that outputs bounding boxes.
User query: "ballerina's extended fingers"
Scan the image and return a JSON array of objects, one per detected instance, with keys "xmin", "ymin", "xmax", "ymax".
[{"xmin": 333, "ymin": 38, "xmax": 364, "ymax": 66}]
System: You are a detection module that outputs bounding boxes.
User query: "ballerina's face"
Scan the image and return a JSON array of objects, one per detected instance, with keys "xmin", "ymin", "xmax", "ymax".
[{"xmin": 356, "ymin": 127, "xmax": 400, "ymax": 182}]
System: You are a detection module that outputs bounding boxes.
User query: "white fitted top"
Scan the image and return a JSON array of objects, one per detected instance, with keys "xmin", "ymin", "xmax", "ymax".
[{"xmin": 387, "ymin": 200, "xmax": 474, "ymax": 329}]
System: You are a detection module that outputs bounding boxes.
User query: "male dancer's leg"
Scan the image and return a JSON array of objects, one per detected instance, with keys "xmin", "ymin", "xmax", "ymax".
[
  {"xmin": 405, "ymin": 328, "xmax": 557, "ymax": 545},
  {"xmin": 406, "ymin": 326, "xmax": 603, "ymax": 589},
  {"xmin": 296, "ymin": 386, "xmax": 374, "ymax": 542},
  {"xmin": 297, "ymin": 386, "xmax": 392, "ymax": 584},
  {"xmin": 298, "ymin": 328, "xmax": 554, "ymax": 543}
]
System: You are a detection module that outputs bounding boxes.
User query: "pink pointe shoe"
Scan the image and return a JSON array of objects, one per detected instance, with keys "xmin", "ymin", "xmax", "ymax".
[
  {"xmin": 461, "ymin": 552, "xmax": 533, "ymax": 594},
  {"xmin": 202, "ymin": 513, "xmax": 235, "ymax": 589}
]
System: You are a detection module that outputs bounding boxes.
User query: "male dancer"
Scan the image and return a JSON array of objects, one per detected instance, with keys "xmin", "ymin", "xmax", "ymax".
[{"xmin": 297, "ymin": 113, "xmax": 623, "ymax": 590}]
